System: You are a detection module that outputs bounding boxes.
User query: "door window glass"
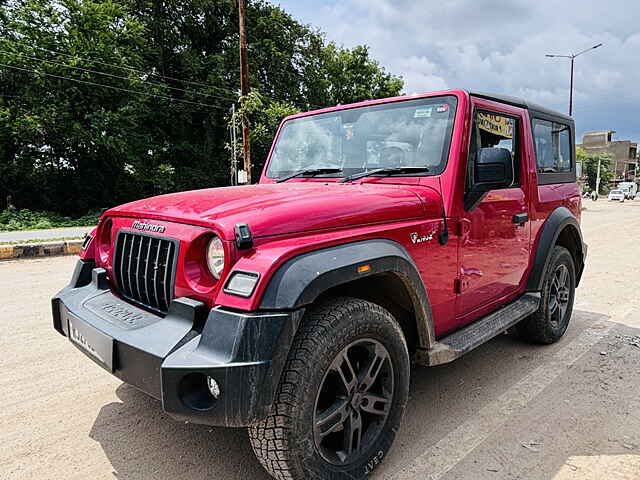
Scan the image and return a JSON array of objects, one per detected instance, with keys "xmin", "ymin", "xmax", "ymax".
[
  {"xmin": 532, "ymin": 119, "xmax": 572, "ymax": 173},
  {"xmin": 467, "ymin": 111, "xmax": 519, "ymax": 190}
]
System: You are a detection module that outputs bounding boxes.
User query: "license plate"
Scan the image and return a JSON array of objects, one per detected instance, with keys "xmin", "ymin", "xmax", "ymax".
[{"xmin": 67, "ymin": 314, "xmax": 114, "ymax": 372}]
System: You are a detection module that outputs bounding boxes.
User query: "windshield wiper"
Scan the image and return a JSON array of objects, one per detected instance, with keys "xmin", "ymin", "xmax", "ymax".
[
  {"xmin": 338, "ymin": 166, "xmax": 430, "ymax": 183},
  {"xmin": 275, "ymin": 168, "xmax": 342, "ymax": 183}
]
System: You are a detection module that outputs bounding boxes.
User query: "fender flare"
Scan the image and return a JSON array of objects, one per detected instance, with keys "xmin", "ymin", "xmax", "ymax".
[
  {"xmin": 526, "ymin": 206, "xmax": 586, "ymax": 292},
  {"xmin": 259, "ymin": 239, "xmax": 436, "ymax": 350}
]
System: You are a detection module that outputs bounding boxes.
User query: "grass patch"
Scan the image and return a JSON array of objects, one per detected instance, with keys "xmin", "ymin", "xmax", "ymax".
[
  {"xmin": 0, "ymin": 209, "xmax": 100, "ymax": 231},
  {"xmin": 0, "ymin": 236, "xmax": 84, "ymax": 246}
]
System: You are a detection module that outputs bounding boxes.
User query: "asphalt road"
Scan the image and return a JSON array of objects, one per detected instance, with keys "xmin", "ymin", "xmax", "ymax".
[
  {"xmin": 1, "ymin": 200, "xmax": 639, "ymax": 480},
  {"xmin": 0, "ymin": 226, "xmax": 92, "ymax": 243}
]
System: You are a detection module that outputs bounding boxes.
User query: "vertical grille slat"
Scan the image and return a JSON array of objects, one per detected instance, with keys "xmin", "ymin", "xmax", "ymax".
[
  {"xmin": 134, "ymin": 235, "xmax": 143, "ymax": 301},
  {"xmin": 142, "ymin": 236, "xmax": 153, "ymax": 307},
  {"xmin": 152, "ymin": 238, "xmax": 161, "ymax": 310},
  {"xmin": 163, "ymin": 242, "xmax": 173, "ymax": 312},
  {"xmin": 126, "ymin": 235, "xmax": 136, "ymax": 300},
  {"xmin": 114, "ymin": 231, "xmax": 177, "ymax": 314},
  {"xmin": 118, "ymin": 235, "xmax": 130, "ymax": 296}
]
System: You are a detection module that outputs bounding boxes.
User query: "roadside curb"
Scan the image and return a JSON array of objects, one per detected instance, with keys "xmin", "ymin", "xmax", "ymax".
[{"xmin": 0, "ymin": 240, "xmax": 83, "ymax": 260}]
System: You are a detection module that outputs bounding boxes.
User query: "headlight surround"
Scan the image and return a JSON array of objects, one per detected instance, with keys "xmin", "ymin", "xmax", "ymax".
[{"xmin": 206, "ymin": 235, "xmax": 225, "ymax": 279}]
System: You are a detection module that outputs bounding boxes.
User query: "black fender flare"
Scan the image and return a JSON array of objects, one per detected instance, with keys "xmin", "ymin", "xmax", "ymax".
[
  {"xmin": 259, "ymin": 239, "xmax": 436, "ymax": 350},
  {"xmin": 526, "ymin": 206, "xmax": 586, "ymax": 292}
]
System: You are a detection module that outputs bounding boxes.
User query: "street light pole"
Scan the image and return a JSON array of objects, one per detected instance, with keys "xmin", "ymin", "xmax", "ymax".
[
  {"xmin": 569, "ymin": 56, "xmax": 574, "ymax": 116},
  {"xmin": 546, "ymin": 43, "xmax": 603, "ymax": 116}
]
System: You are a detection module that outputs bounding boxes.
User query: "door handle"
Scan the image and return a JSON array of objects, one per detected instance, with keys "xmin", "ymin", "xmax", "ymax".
[{"xmin": 513, "ymin": 213, "xmax": 529, "ymax": 225}]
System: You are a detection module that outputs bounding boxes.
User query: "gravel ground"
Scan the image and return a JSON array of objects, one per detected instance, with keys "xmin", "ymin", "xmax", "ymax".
[{"xmin": 1, "ymin": 199, "xmax": 639, "ymax": 480}]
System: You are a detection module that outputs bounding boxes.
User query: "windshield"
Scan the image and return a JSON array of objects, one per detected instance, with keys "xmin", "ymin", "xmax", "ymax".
[{"xmin": 266, "ymin": 96, "xmax": 458, "ymax": 179}]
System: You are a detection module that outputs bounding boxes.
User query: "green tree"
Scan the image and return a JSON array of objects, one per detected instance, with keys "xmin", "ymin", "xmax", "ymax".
[
  {"xmin": 577, "ymin": 147, "xmax": 613, "ymax": 194},
  {"xmin": 228, "ymin": 91, "xmax": 300, "ymax": 180},
  {"xmin": 0, "ymin": 0, "xmax": 403, "ymax": 216}
]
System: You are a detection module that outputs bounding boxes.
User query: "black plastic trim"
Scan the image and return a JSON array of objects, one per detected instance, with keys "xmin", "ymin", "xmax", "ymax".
[
  {"xmin": 70, "ymin": 258, "xmax": 96, "ymax": 288},
  {"xmin": 161, "ymin": 307, "xmax": 304, "ymax": 427},
  {"xmin": 260, "ymin": 239, "xmax": 436, "ymax": 350},
  {"xmin": 52, "ymin": 266, "xmax": 303, "ymax": 427},
  {"xmin": 526, "ymin": 206, "xmax": 586, "ymax": 291},
  {"xmin": 470, "ymin": 91, "xmax": 573, "ymax": 123}
]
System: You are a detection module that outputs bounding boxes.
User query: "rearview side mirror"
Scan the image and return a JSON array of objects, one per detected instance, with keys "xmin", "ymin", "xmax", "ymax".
[
  {"xmin": 474, "ymin": 147, "xmax": 514, "ymax": 189},
  {"xmin": 465, "ymin": 147, "xmax": 514, "ymax": 211}
]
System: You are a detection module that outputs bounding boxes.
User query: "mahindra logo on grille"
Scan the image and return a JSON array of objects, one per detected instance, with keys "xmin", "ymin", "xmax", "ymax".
[{"xmin": 132, "ymin": 220, "xmax": 166, "ymax": 233}]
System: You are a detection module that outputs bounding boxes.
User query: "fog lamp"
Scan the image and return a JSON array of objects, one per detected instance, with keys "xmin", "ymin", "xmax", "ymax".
[
  {"xmin": 207, "ymin": 376, "xmax": 221, "ymax": 399},
  {"xmin": 224, "ymin": 271, "xmax": 260, "ymax": 297}
]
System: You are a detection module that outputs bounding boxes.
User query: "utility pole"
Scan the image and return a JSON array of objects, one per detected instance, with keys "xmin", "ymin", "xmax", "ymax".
[
  {"xmin": 238, "ymin": 0, "xmax": 251, "ymax": 184},
  {"xmin": 229, "ymin": 104, "xmax": 238, "ymax": 186},
  {"xmin": 546, "ymin": 43, "xmax": 603, "ymax": 116},
  {"xmin": 596, "ymin": 157, "xmax": 602, "ymax": 195}
]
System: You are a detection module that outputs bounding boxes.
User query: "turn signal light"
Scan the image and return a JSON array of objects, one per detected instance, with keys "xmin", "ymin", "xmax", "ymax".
[
  {"xmin": 224, "ymin": 271, "xmax": 260, "ymax": 297},
  {"xmin": 357, "ymin": 264, "xmax": 371, "ymax": 274}
]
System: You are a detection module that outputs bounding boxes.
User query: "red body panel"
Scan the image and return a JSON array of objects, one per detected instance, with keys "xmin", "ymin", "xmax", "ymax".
[
  {"xmin": 91, "ymin": 89, "xmax": 581, "ymax": 340},
  {"xmin": 104, "ymin": 182, "xmax": 429, "ymax": 240}
]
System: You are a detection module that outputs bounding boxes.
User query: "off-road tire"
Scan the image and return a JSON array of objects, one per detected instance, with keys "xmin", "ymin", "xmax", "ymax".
[
  {"xmin": 516, "ymin": 246, "xmax": 575, "ymax": 344},
  {"xmin": 249, "ymin": 297, "xmax": 410, "ymax": 480}
]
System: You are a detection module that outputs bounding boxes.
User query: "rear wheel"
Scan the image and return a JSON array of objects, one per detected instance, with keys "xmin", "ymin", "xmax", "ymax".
[
  {"xmin": 249, "ymin": 297, "xmax": 410, "ymax": 480},
  {"xmin": 516, "ymin": 246, "xmax": 575, "ymax": 344}
]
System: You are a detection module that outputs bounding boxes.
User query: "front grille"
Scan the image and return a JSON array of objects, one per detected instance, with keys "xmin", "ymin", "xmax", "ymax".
[{"xmin": 113, "ymin": 231, "xmax": 178, "ymax": 313}]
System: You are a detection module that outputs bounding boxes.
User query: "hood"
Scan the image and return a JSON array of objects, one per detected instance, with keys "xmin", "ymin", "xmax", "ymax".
[{"xmin": 106, "ymin": 182, "xmax": 437, "ymax": 240}]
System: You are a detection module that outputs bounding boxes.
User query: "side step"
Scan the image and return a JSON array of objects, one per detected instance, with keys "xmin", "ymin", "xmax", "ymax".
[{"xmin": 421, "ymin": 293, "xmax": 540, "ymax": 366}]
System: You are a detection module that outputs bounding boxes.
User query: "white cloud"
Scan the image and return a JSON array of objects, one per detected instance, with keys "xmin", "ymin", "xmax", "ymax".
[{"xmin": 277, "ymin": 0, "xmax": 640, "ymax": 141}]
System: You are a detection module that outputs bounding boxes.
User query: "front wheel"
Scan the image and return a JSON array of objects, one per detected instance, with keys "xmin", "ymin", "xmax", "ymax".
[
  {"xmin": 515, "ymin": 246, "xmax": 576, "ymax": 344},
  {"xmin": 249, "ymin": 297, "xmax": 410, "ymax": 480}
]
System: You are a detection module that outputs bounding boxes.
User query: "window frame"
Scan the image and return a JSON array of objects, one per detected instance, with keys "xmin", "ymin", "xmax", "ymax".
[{"xmin": 530, "ymin": 111, "xmax": 576, "ymax": 185}]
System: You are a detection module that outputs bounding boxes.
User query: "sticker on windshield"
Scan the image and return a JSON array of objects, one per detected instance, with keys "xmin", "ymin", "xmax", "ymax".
[
  {"xmin": 343, "ymin": 123, "xmax": 354, "ymax": 140},
  {"xmin": 436, "ymin": 104, "xmax": 449, "ymax": 113},
  {"xmin": 414, "ymin": 106, "xmax": 433, "ymax": 118}
]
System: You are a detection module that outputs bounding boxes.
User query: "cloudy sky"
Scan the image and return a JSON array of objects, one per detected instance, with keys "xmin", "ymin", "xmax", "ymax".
[{"xmin": 276, "ymin": 0, "xmax": 640, "ymax": 142}]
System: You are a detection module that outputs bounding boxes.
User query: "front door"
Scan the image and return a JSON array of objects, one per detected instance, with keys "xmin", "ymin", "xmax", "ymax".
[{"xmin": 457, "ymin": 103, "xmax": 530, "ymax": 319}]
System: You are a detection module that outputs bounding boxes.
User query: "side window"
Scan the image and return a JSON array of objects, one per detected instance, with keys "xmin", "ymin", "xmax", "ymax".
[
  {"xmin": 467, "ymin": 110, "xmax": 519, "ymax": 191},
  {"xmin": 532, "ymin": 119, "xmax": 572, "ymax": 173}
]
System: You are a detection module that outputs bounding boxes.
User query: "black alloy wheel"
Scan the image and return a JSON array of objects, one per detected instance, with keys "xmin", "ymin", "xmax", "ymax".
[
  {"xmin": 548, "ymin": 263, "xmax": 571, "ymax": 327},
  {"xmin": 515, "ymin": 245, "xmax": 576, "ymax": 344},
  {"xmin": 313, "ymin": 339, "xmax": 394, "ymax": 465}
]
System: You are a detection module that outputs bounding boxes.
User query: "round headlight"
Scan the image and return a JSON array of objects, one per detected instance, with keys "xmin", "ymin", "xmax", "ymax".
[{"xmin": 206, "ymin": 236, "xmax": 225, "ymax": 279}]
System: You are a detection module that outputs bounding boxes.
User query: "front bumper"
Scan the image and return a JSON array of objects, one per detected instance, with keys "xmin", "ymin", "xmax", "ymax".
[{"xmin": 52, "ymin": 260, "xmax": 303, "ymax": 427}]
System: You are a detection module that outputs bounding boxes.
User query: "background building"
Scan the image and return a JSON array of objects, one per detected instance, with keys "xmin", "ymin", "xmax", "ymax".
[{"xmin": 578, "ymin": 131, "xmax": 638, "ymax": 183}]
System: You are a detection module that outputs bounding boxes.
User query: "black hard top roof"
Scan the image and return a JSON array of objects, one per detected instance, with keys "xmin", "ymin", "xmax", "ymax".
[{"xmin": 470, "ymin": 91, "xmax": 573, "ymax": 123}]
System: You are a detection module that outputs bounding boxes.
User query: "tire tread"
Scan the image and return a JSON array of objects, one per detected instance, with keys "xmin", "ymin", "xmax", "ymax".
[{"xmin": 249, "ymin": 297, "xmax": 406, "ymax": 480}]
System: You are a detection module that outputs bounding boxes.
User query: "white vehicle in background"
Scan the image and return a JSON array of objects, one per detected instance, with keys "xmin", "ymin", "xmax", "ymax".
[
  {"xmin": 617, "ymin": 182, "xmax": 638, "ymax": 199},
  {"xmin": 608, "ymin": 189, "xmax": 625, "ymax": 202}
]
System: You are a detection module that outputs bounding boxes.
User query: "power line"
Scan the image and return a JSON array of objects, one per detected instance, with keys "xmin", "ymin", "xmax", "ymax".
[
  {"xmin": 25, "ymin": 45, "xmax": 325, "ymax": 111},
  {"xmin": 0, "ymin": 62, "xmax": 230, "ymax": 110},
  {"xmin": 0, "ymin": 49, "xmax": 239, "ymax": 103},
  {"xmin": 28, "ymin": 45, "xmax": 242, "ymax": 97}
]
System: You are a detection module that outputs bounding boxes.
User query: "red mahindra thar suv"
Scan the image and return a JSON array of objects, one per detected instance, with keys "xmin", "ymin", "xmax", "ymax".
[{"xmin": 53, "ymin": 89, "xmax": 587, "ymax": 479}]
